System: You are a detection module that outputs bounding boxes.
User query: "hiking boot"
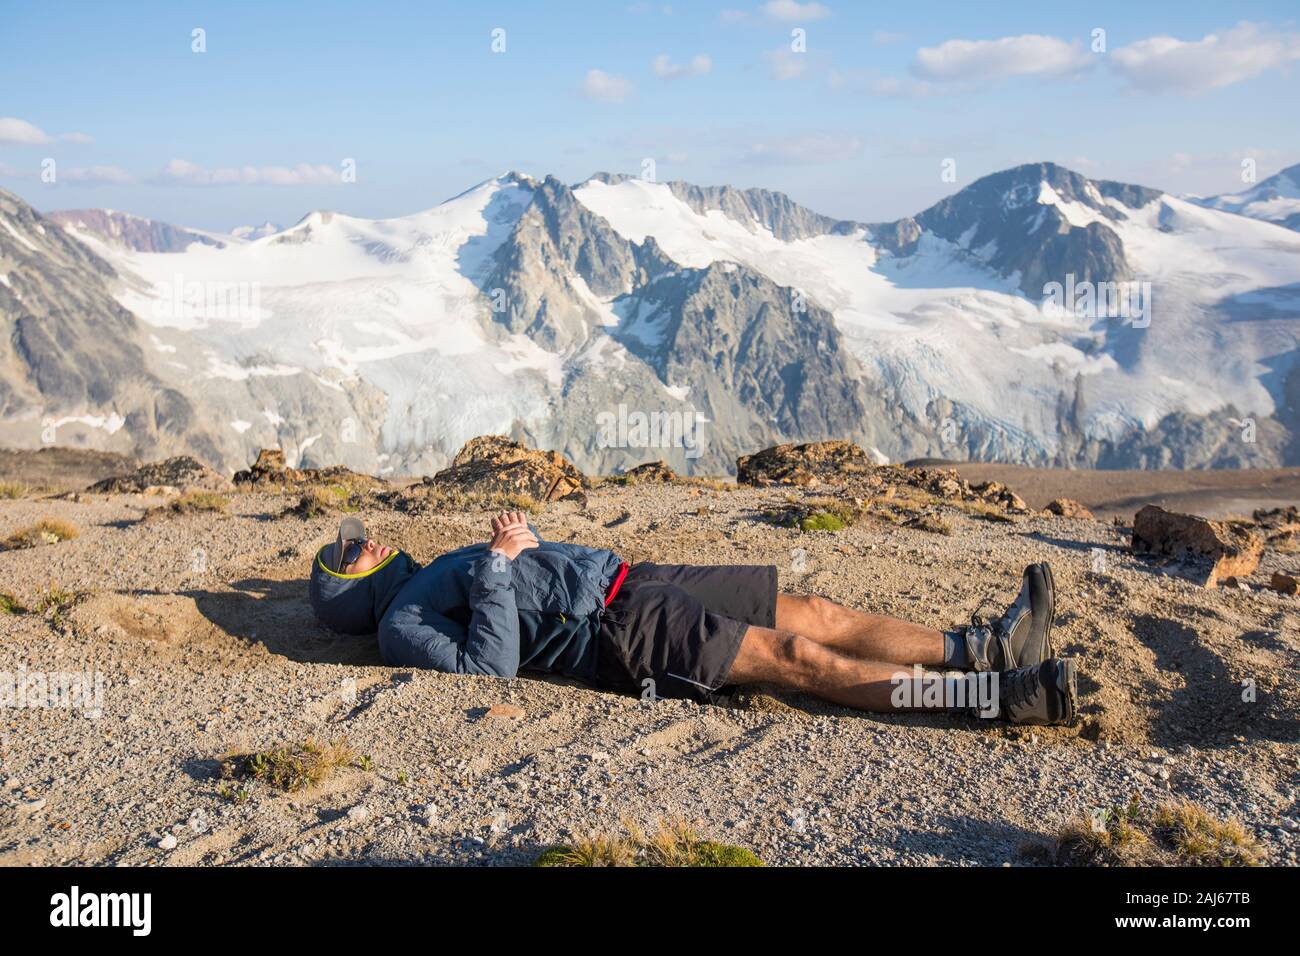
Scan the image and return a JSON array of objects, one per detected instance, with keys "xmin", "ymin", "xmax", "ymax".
[
  {"xmin": 962, "ymin": 563, "xmax": 1055, "ymax": 671},
  {"xmin": 998, "ymin": 657, "xmax": 1077, "ymax": 726}
]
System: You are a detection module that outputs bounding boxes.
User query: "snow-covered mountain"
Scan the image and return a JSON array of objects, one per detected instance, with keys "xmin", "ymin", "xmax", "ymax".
[
  {"xmin": 3, "ymin": 161, "xmax": 1299, "ymax": 475},
  {"xmin": 230, "ymin": 221, "xmax": 282, "ymax": 241},
  {"xmin": 1194, "ymin": 162, "xmax": 1300, "ymax": 232}
]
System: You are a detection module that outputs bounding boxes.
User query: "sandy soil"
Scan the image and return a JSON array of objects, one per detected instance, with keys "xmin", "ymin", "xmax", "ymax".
[{"xmin": 0, "ymin": 480, "xmax": 1296, "ymax": 866}]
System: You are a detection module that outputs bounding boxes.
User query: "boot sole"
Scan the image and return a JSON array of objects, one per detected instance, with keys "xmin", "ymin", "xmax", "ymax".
[
  {"xmin": 1054, "ymin": 657, "xmax": 1077, "ymax": 725},
  {"xmin": 1039, "ymin": 562, "xmax": 1056, "ymax": 661},
  {"xmin": 1021, "ymin": 563, "xmax": 1055, "ymax": 665}
]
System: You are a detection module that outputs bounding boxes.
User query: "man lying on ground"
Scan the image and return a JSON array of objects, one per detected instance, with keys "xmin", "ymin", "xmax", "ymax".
[{"xmin": 309, "ymin": 512, "xmax": 1077, "ymax": 724}]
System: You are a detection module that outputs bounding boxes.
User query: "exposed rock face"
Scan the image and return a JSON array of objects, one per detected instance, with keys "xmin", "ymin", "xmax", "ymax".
[
  {"xmin": 45, "ymin": 209, "xmax": 226, "ymax": 253},
  {"xmin": 425, "ymin": 436, "xmax": 587, "ymax": 503},
  {"xmin": 0, "ymin": 190, "xmax": 223, "ymax": 464},
  {"xmin": 872, "ymin": 163, "xmax": 1155, "ymax": 297},
  {"xmin": 737, "ymin": 441, "xmax": 875, "ymax": 487},
  {"xmin": 88, "ymin": 456, "xmax": 232, "ymax": 494},
  {"xmin": 1046, "ymin": 498, "xmax": 1095, "ymax": 519},
  {"xmin": 1131, "ymin": 505, "xmax": 1264, "ymax": 588},
  {"xmin": 588, "ymin": 173, "xmax": 860, "ymax": 241}
]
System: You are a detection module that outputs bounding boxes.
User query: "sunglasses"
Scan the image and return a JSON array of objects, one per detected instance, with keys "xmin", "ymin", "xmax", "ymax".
[{"xmin": 337, "ymin": 538, "xmax": 368, "ymax": 572}]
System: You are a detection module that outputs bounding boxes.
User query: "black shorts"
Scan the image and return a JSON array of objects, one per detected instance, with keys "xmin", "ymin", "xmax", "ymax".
[{"xmin": 595, "ymin": 562, "xmax": 778, "ymax": 703}]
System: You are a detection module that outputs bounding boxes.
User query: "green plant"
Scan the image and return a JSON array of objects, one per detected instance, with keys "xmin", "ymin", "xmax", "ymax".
[
  {"xmin": 34, "ymin": 585, "xmax": 78, "ymax": 623},
  {"xmin": 535, "ymin": 819, "xmax": 763, "ymax": 868},
  {"xmin": 221, "ymin": 738, "xmax": 357, "ymax": 793}
]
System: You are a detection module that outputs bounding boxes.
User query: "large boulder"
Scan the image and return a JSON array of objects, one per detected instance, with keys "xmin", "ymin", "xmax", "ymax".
[
  {"xmin": 737, "ymin": 441, "xmax": 873, "ymax": 487},
  {"xmin": 425, "ymin": 436, "xmax": 587, "ymax": 503},
  {"xmin": 1131, "ymin": 505, "xmax": 1264, "ymax": 588},
  {"xmin": 87, "ymin": 456, "xmax": 232, "ymax": 494},
  {"xmin": 232, "ymin": 448, "xmax": 385, "ymax": 492}
]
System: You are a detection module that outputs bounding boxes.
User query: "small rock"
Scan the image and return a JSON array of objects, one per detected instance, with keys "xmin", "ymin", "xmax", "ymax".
[
  {"xmin": 1046, "ymin": 498, "xmax": 1094, "ymax": 520},
  {"xmin": 486, "ymin": 704, "xmax": 526, "ymax": 720},
  {"xmin": 18, "ymin": 798, "xmax": 46, "ymax": 815},
  {"xmin": 158, "ymin": 834, "xmax": 178, "ymax": 851},
  {"xmin": 1268, "ymin": 572, "xmax": 1298, "ymax": 596},
  {"xmin": 347, "ymin": 805, "xmax": 369, "ymax": 823}
]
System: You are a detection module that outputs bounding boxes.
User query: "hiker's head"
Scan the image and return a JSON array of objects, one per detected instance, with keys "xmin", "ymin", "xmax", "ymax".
[
  {"xmin": 338, "ymin": 538, "xmax": 394, "ymax": 575},
  {"xmin": 308, "ymin": 517, "xmax": 417, "ymax": 635}
]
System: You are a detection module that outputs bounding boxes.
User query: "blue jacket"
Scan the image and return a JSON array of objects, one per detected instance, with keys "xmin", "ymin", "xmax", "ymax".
[{"xmin": 308, "ymin": 527, "xmax": 622, "ymax": 680}]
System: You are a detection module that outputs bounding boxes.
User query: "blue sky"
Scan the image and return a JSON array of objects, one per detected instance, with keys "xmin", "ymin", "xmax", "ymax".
[{"xmin": 2, "ymin": 0, "xmax": 1298, "ymax": 230}]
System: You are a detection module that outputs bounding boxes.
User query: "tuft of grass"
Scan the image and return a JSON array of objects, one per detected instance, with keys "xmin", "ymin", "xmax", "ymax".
[
  {"xmin": 908, "ymin": 514, "xmax": 952, "ymax": 535},
  {"xmin": 0, "ymin": 592, "xmax": 27, "ymax": 614},
  {"xmin": 2, "ymin": 518, "xmax": 79, "ymax": 550},
  {"xmin": 1151, "ymin": 801, "xmax": 1265, "ymax": 866},
  {"xmin": 953, "ymin": 499, "xmax": 1016, "ymax": 523},
  {"xmin": 288, "ymin": 487, "xmax": 335, "ymax": 519},
  {"xmin": 167, "ymin": 490, "xmax": 229, "ymax": 514},
  {"xmin": 535, "ymin": 819, "xmax": 763, "ymax": 868},
  {"xmin": 1053, "ymin": 796, "xmax": 1263, "ymax": 867},
  {"xmin": 32, "ymin": 584, "xmax": 78, "ymax": 625},
  {"xmin": 220, "ymin": 738, "xmax": 360, "ymax": 793},
  {"xmin": 0, "ymin": 481, "xmax": 30, "ymax": 499}
]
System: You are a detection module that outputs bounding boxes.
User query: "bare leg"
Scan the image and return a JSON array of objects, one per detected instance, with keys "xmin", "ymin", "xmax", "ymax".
[
  {"xmin": 728, "ymin": 625, "xmax": 949, "ymax": 712},
  {"xmin": 775, "ymin": 593, "xmax": 944, "ymax": 666}
]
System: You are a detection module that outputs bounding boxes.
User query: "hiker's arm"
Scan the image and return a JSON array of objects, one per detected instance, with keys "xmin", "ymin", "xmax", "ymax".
[{"xmin": 380, "ymin": 556, "xmax": 520, "ymax": 677}]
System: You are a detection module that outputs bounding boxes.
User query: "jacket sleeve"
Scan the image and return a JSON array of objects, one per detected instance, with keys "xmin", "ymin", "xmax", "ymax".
[{"xmin": 382, "ymin": 553, "xmax": 520, "ymax": 677}]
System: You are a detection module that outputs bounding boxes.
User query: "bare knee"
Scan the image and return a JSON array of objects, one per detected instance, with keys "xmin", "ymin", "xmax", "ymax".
[
  {"xmin": 731, "ymin": 627, "xmax": 816, "ymax": 686},
  {"xmin": 777, "ymin": 593, "xmax": 839, "ymax": 633}
]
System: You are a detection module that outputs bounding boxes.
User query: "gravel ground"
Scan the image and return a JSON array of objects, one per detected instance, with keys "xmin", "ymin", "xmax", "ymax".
[{"xmin": 0, "ymin": 482, "xmax": 1296, "ymax": 866}]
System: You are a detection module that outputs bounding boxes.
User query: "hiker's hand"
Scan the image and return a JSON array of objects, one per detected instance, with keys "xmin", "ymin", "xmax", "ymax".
[{"xmin": 488, "ymin": 511, "xmax": 538, "ymax": 561}]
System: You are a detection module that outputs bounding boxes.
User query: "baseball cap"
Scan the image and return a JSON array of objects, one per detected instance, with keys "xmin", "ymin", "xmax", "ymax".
[{"xmin": 331, "ymin": 515, "xmax": 367, "ymax": 573}]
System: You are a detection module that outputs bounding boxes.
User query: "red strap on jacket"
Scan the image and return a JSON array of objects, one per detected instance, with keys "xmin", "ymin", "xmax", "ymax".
[{"xmin": 603, "ymin": 561, "xmax": 631, "ymax": 607}]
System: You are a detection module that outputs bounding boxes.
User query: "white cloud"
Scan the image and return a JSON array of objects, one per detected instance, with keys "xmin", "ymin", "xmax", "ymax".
[
  {"xmin": 0, "ymin": 117, "xmax": 53, "ymax": 145},
  {"xmin": 155, "ymin": 159, "xmax": 344, "ymax": 186},
  {"xmin": 1111, "ymin": 22, "xmax": 1300, "ymax": 94},
  {"xmin": 764, "ymin": 47, "xmax": 809, "ymax": 80},
  {"xmin": 0, "ymin": 118, "xmax": 93, "ymax": 146},
  {"xmin": 740, "ymin": 131, "xmax": 863, "ymax": 165},
  {"xmin": 762, "ymin": 1, "xmax": 831, "ymax": 21},
  {"xmin": 62, "ymin": 165, "xmax": 134, "ymax": 185},
  {"xmin": 911, "ymin": 34, "xmax": 1093, "ymax": 82},
  {"xmin": 581, "ymin": 69, "xmax": 633, "ymax": 103},
  {"xmin": 652, "ymin": 54, "xmax": 712, "ymax": 79}
]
